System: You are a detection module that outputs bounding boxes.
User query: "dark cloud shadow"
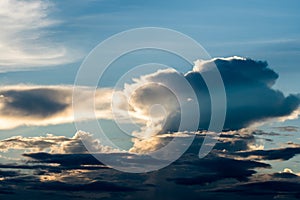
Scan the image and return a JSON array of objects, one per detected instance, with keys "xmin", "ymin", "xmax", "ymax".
[{"xmin": 1, "ymin": 88, "xmax": 69, "ymax": 118}]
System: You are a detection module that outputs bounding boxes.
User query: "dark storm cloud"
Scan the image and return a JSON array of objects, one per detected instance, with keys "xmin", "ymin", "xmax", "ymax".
[
  {"xmin": 0, "ymin": 86, "xmax": 113, "ymax": 129},
  {"xmin": 272, "ymin": 171, "xmax": 299, "ymax": 179},
  {"xmin": 23, "ymin": 152, "xmax": 104, "ymax": 167},
  {"xmin": 0, "ymin": 86, "xmax": 73, "ymax": 129},
  {"xmin": 1, "ymin": 88, "xmax": 69, "ymax": 118},
  {"xmin": 160, "ymin": 57, "xmax": 300, "ymax": 132},
  {"xmin": 168, "ymin": 153, "xmax": 270, "ymax": 185},
  {"xmin": 23, "ymin": 151, "xmax": 170, "ymax": 171},
  {"xmin": 214, "ymin": 133, "xmax": 255, "ymax": 152},
  {"xmin": 0, "ymin": 170, "xmax": 20, "ymax": 178}
]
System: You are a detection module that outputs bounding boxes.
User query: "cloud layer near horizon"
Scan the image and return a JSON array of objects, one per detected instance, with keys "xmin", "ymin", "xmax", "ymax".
[{"xmin": 1, "ymin": 129, "xmax": 300, "ymax": 199}]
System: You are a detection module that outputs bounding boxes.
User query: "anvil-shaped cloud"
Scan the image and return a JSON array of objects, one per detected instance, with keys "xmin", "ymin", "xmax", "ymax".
[{"xmin": 118, "ymin": 56, "xmax": 300, "ymax": 134}]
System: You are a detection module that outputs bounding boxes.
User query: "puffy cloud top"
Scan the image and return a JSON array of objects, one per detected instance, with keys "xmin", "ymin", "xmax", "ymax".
[{"xmin": 169, "ymin": 56, "xmax": 299, "ymax": 131}]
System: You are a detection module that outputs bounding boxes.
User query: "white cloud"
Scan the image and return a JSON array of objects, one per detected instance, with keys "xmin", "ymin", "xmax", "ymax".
[
  {"xmin": 250, "ymin": 107, "xmax": 300, "ymax": 129},
  {"xmin": 0, "ymin": 130, "xmax": 118, "ymax": 154},
  {"xmin": 282, "ymin": 168, "xmax": 294, "ymax": 174},
  {"xmin": 0, "ymin": 0, "xmax": 82, "ymax": 72},
  {"xmin": 116, "ymin": 68, "xmax": 195, "ymax": 138},
  {"xmin": 192, "ymin": 56, "xmax": 246, "ymax": 73}
]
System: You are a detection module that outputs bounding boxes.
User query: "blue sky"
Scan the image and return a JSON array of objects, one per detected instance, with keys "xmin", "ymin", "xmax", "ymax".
[{"xmin": 1, "ymin": 0, "xmax": 300, "ymax": 93}]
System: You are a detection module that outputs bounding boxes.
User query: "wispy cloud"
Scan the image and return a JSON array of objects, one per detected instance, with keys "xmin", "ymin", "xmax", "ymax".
[
  {"xmin": 0, "ymin": 0, "xmax": 82, "ymax": 72},
  {"xmin": 274, "ymin": 126, "xmax": 299, "ymax": 132}
]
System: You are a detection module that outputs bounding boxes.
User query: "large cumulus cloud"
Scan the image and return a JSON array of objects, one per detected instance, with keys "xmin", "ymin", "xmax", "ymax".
[
  {"xmin": 185, "ymin": 56, "xmax": 300, "ymax": 130},
  {"xmin": 124, "ymin": 56, "xmax": 300, "ymax": 134},
  {"xmin": 196, "ymin": 56, "xmax": 300, "ymax": 130}
]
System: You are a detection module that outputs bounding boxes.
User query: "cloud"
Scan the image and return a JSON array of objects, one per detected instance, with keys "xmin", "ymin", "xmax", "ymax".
[
  {"xmin": 113, "ymin": 68, "xmax": 185, "ymax": 138},
  {"xmin": 0, "ymin": 131, "xmax": 116, "ymax": 154},
  {"xmin": 213, "ymin": 180, "xmax": 300, "ymax": 199},
  {"xmin": 274, "ymin": 126, "xmax": 299, "ymax": 132},
  {"xmin": 1, "ymin": 56, "xmax": 298, "ymax": 134},
  {"xmin": 30, "ymin": 180, "xmax": 141, "ymax": 192},
  {"xmin": 0, "ymin": 129, "xmax": 300, "ymax": 199},
  {"xmin": 0, "ymin": 170, "xmax": 20, "ymax": 178},
  {"xmin": 100, "ymin": 57, "xmax": 300, "ymax": 154},
  {"xmin": 252, "ymin": 130, "xmax": 281, "ymax": 136},
  {"xmin": 0, "ymin": 0, "xmax": 81, "ymax": 71},
  {"xmin": 23, "ymin": 152, "xmax": 105, "ymax": 168},
  {"xmin": 190, "ymin": 56, "xmax": 300, "ymax": 130},
  {"xmin": 168, "ymin": 154, "xmax": 269, "ymax": 185},
  {"xmin": 233, "ymin": 146, "xmax": 300, "ymax": 161},
  {"xmin": 0, "ymin": 85, "xmax": 113, "ymax": 129},
  {"xmin": 122, "ymin": 56, "xmax": 300, "ymax": 134},
  {"xmin": 1, "ymin": 88, "xmax": 69, "ymax": 118}
]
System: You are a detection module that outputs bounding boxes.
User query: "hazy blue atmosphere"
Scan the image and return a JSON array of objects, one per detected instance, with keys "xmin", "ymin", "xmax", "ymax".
[{"xmin": 0, "ymin": 0, "xmax": 300, "ymax": 199}]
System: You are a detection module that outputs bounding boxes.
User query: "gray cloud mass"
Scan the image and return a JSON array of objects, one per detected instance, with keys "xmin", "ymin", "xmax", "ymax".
[{"xmin": 1, "ymin": 88, "xmax": 69, "ymax": 118}]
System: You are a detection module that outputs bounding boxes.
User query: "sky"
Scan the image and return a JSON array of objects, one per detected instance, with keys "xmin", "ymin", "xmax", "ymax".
[{"xmin": 0, "ymin": 0, "xmax": 300, "ymax": 199}]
